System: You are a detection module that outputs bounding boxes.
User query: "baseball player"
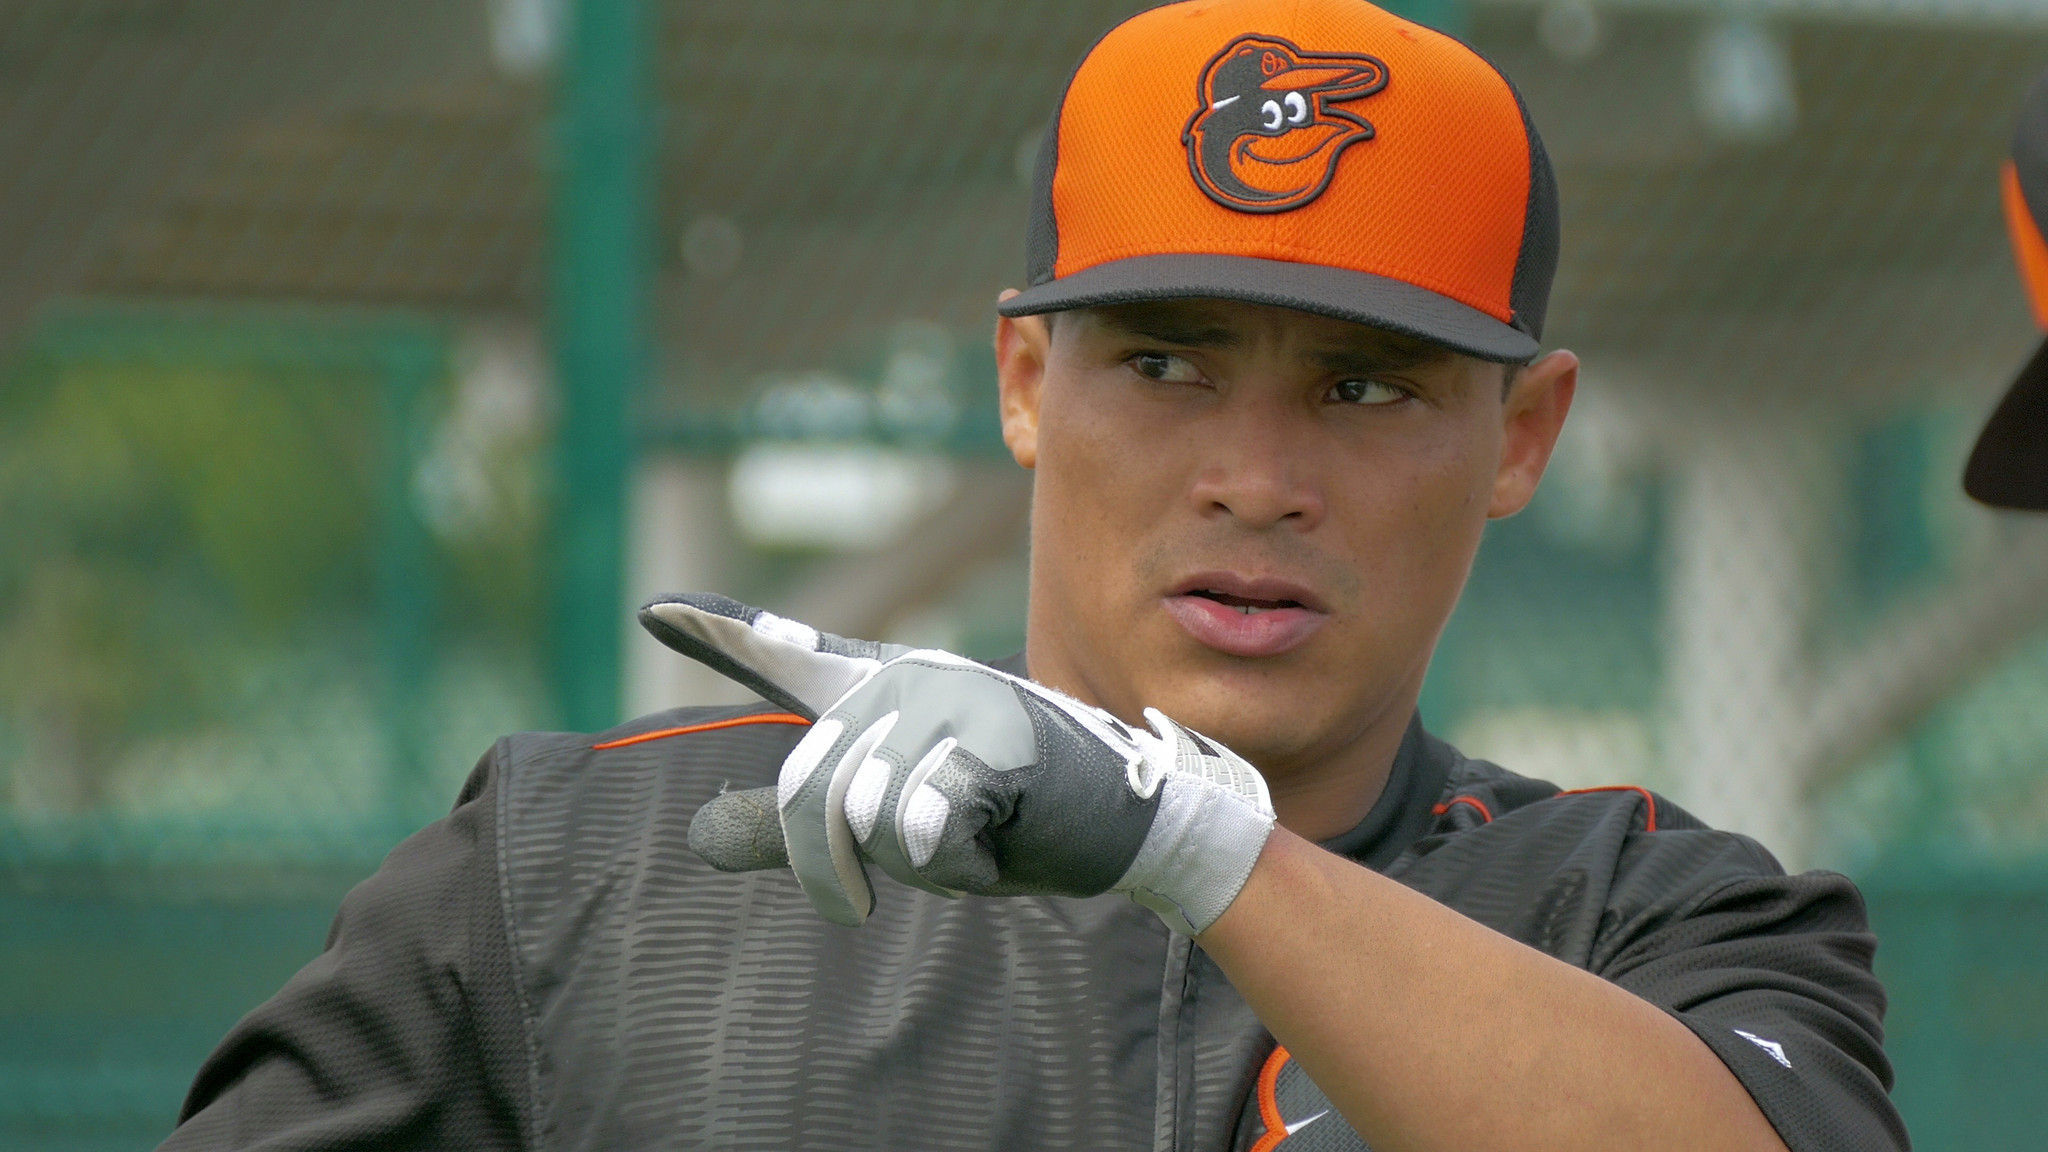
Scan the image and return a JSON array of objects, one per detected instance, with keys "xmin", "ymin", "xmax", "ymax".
[
  {"xmin": 1968, "ymin": 70, "xmax": 2048, "ymax": 508},
  {"xmin": 160, "ymin": 2, "xmax": 1905, "ymax": 1149}
]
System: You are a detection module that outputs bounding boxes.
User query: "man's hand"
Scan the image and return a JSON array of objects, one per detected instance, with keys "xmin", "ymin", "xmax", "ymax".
[{"xmin": 640, "ymin": 593, "xmax": 1274, "ymax": 934}]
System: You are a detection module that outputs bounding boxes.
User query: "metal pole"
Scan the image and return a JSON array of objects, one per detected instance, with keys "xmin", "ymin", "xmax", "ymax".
[{"xmin": 551, "ymin": 0, "xmax": 650, "ymax": 732}]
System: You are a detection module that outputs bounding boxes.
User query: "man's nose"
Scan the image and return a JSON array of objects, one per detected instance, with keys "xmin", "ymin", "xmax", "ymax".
[{"xmin": 1186, "ymin": 410, "xmax": 1327, "ymax": 531}]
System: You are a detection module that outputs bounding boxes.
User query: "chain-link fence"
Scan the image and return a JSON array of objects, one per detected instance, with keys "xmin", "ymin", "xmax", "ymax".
[{"xmin": 3, "ymin": 0, "xmax": 2047, "ymax": 1147}]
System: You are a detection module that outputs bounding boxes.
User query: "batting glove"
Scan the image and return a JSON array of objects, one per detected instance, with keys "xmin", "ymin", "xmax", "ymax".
[{"xmin": 640, "ymin": 594, "xmax": 1275, "ymax": 936}]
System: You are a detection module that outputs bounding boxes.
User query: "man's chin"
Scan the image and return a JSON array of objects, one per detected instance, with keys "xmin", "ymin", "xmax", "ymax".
[{"xmin": 1139, "ymin": 684, "xmax": 1334, "ymax": 767}]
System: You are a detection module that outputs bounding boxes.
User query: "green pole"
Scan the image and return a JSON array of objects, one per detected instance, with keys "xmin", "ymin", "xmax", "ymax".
[
  {"xmin": 379, "ymin": 328, "xmax": 442, "ymax": 821},
  {"xmin": 551, "ymin": 0, "xmax": 651, "ymax": 732}
]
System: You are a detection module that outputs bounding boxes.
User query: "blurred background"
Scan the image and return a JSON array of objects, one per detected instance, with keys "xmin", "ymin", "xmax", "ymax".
[{"xmin": 0, "ymin": 0, "xmax": 2043, "ymax": 1146}]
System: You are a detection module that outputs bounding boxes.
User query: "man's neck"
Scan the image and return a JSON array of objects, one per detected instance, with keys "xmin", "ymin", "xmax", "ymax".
[{"xmin": 1262, "ymin": 703, "xmax": 1411, "ymax": 842}]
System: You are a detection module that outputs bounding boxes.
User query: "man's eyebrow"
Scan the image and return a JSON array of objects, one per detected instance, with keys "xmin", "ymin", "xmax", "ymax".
[
  {"xmin": 1096, "ymin": 312, "xmax": 1244, "ymax": 349},
  {"xmin": 1310, "ymin": 345, "xmax": 1440, "ymax": 375},
  {"xmin": 1092, "ymin": 309, "xmax": 1448, "ymax": 369}
]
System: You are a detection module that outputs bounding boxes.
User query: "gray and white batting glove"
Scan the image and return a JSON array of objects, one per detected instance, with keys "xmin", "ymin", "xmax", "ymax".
[{"xmin": 641, "ymin": 593, "xmax": 1275, "ymax": 936}]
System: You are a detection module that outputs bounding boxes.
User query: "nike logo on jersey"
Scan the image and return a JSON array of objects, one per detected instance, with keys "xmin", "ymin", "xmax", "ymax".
[
  {"xmin": 1734, "ymin": 1029, "xmax": 1792, "ymax": 1068},
  {"xmin": 1285, "ymin": 1109, "xmax": 1330, "ymax": 1135},
  {"xmin": 1241, "ymin": 1046, "xmax": 1369, "ymax": 1150}
]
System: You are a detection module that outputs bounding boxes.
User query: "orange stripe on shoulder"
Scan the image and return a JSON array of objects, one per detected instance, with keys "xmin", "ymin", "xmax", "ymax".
[
  {"xmin": 591, "ymin": 712, "xmax": 811, "ymax": 750},
  {"xmin": 1430, "ymin": 794, "xmax": 1494, "ymax": 823},
  {"xmin": 1557, "ymin": 785, "xmax": 1658, "ymax": 832}
]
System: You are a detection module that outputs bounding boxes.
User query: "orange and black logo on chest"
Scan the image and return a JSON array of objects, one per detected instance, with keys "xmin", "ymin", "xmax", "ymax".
[{"xmin": 1183, "ymin": 35, "xmax": 1388, "ymax": 214}]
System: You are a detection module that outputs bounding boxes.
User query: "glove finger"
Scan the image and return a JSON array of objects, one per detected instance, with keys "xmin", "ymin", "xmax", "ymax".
[
  {"xmin": 781, "ymin": 711, "xmax": 895, "ymax": 926},
  {"xmin": 893, "ymin": 746, "xmax": 1003, "ymax": 894},
  {"xmin": 638, "ymin": 593, "xmax": 913, "ymax": 718},
  {"xmin": 852, "ymin": 737, "xmax": 970, "ymax": 898},
  {"xmin": 686, "ymin": 787, "xmax": 788, "ymax": 871},
  {"xmin": 816, "ymin": 656, "xmax": 1040, "ymax": 896}
]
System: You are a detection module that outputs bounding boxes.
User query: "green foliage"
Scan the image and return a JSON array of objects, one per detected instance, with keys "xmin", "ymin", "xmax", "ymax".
[{"xmin": 0, "ymin": 349, "xmax": 383, "ymax": 809}]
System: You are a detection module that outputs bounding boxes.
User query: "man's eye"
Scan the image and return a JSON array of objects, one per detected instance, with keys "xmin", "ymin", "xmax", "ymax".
[
  {"xmin": 1330, "ymin": 378, "xmax": 1407, "ymax": 405},
  {"xmin": 1130, "ymin": 353, "xmax": 1202, "ymax": 383}
]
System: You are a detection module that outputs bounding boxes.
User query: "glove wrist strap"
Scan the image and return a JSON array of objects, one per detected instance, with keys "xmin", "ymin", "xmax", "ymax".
[{"xmin": 1116, "ymin": 773, "xmax": 1275, "ymax": 936}]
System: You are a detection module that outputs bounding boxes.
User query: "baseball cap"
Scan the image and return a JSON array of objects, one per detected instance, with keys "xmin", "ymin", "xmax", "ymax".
[
  {"xmin": 997, "ymin": 0, "xmax": 1559, "ymax": 364},
  {"xmin": 1964, "ymin": 71, "xmax": 2048, "ymax": 511}
]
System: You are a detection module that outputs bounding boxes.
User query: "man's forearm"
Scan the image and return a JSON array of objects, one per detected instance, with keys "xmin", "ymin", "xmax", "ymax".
[{"xmin": 1198, "ymin": 829, "xmax": 1790, "ymax": 1152}]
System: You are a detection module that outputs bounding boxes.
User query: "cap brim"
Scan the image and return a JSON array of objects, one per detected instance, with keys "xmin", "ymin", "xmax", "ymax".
[
  {"xmin": 1966, "ymin": 335, "xmax": 2048, "ymax": 510},
  {"xmin": 997, "ymin": 254, "xmax": 1539, "ymax": 363}
]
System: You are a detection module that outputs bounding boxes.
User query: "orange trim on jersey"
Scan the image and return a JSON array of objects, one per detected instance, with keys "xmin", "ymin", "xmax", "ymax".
[
  {"xmin": 2003, "ymin": 161, "xmax": 2048, "ymax": 330},
  {"xmin": 1249, "ymin": 1044, "xmax": 1294, "ymax": 1152},
  {"xmin": 1430, "ymin": 795, "xmax": 1494, "ymax": 823},
  {"xmin": 1558, "ymin": 785, "xmax": 1659, "ymax": 832},
  {"xmin": 591, "ymin": 712, "xmax": 811, "ymax": 750}
]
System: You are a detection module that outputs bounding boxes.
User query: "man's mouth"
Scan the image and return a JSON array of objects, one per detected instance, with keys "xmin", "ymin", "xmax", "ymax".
[
  {"xmin": 1186, "ymin": 589, "xmax": 1304, "ymax": 615},
  {"xmin": 1163, "ymin": 577, "xmax": 1330, "ymax": 658}
]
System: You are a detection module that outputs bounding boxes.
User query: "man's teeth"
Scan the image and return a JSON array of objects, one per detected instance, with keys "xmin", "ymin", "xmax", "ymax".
[{"xmin": 1192, "ymin": 590, "xmax": 1292, "ymax": 615}]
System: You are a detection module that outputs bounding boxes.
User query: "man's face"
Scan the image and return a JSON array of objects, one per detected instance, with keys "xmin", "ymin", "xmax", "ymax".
[{"xmin": 995, "ymin": 298, "xmax": 1575, "ymax": 787}]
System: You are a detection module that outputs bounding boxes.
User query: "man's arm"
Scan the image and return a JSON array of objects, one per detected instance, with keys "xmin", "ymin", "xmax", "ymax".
[
  {"xmin": 159, "ymin": 747, "xmax": 531, "ymax": 1151},
  {"xmin": 652, "ymin": 597, "xmax": 1895, "ymax": 1151},
  {"xmin": 1200, "ymin": 827, "xmax": 1790, "ymax": 1152}
]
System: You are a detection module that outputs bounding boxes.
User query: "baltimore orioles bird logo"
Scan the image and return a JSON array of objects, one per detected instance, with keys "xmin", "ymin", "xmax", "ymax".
[{"xmin": 1183, "ymin": 35, "xmax": 1389, "ymax": 214}]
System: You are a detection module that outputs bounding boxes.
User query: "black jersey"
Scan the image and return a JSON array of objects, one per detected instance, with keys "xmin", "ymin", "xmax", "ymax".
[{"xmin": 159, "ymin": 699, "xmax": 1906, "ymax": 1151}]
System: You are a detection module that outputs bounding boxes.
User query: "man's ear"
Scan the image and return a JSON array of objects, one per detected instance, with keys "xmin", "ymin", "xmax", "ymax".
[
  {"xmin": 1488, "ymin": 349, "xmax": 1578, "ymax": 519},
  {"xmin": 995, "ymin": 289, "xmax": 1048, "ymax": 471}
]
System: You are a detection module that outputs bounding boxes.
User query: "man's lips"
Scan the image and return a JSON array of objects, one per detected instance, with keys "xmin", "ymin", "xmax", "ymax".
[{"xmin": 1161, "ymin": 575, "xmax": 1330, "ymax": 658}]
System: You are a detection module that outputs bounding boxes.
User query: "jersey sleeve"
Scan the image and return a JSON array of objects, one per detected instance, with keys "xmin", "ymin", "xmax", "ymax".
[
  {"xmin": 1593, "ymin": 828, "xmax": 1908, "ymax": 1152},
  {"xmin": 157, "ymin": 742, "xmax": 536, "ymax": 1151}
]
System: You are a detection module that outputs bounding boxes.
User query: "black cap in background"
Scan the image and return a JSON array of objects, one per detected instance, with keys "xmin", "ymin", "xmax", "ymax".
[{"xmin": 1965, "ymin": 71, "xmax": 2048, "ymax": 510}]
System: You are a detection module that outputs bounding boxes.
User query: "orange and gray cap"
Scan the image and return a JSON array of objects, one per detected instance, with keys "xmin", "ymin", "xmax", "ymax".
[
  {"xmin": 997, "ymin": 0, "xmax": 1559, "ymax": 364},
  {"xmin": 1966, "ymin": 72, "xmax": 2048, "ymax": 510}
]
